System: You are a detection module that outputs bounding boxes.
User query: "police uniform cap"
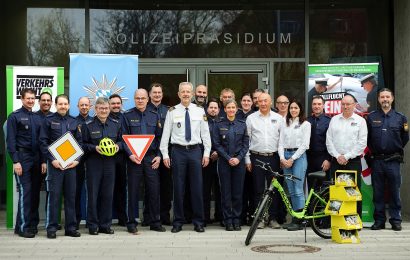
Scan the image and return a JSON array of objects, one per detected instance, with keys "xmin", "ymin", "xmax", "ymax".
[
  {"xmin": 360, "ymin": 73, "xmax": 375, "ymax": 84},
  {"xmin": 315, "ymin": 78, "xmax": 328, "ymax": 86}
]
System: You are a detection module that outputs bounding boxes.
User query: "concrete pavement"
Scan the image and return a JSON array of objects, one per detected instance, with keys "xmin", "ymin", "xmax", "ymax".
[{"xmin": 1, "ymin": 221, "xmax": 409, "ymax": 260}]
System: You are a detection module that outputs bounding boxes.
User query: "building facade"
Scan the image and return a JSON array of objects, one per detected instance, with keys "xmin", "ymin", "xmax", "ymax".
[{"xmin": 1, "ymin": 0, "xmax": 409, "ymax": 219}]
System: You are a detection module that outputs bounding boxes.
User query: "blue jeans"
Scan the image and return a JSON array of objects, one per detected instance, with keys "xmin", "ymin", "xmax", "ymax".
[{"xmin": 283, "ymin": 151, "xmax": 307, "ymax": 210}]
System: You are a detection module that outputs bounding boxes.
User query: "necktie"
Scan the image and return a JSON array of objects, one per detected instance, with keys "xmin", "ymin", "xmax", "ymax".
[
  {"xmin": 185, "ymin": 108, "xmax": 191, "ymax": 142},
  {"xmin": 29, "ymin": 112, "xmax": 37, "ymax": 151},
  {"xmin": 141, "ymin": 113, "xmax": 147, "ymax": 134},
  {"xmin": 228, "ymin": 122, "xmax": 235, "ymax": 156}
]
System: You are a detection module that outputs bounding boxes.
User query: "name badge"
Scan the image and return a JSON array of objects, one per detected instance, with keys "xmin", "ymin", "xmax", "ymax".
[
  {"xmin": 295, "ymin": 125, "xmax": 300, "ymax": 129},
  {"xmin": 271, "ymin": 119, "xmax": 277, "ymax": 123},
  {"xmin": 351, "ymin": 122, "xmax": 357, "ymax": 126}
]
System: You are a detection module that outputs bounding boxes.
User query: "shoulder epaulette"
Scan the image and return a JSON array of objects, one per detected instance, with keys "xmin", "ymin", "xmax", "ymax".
[
  {"xmin": 169, "ymin": 106, "xmax": 176, "ymax": 111},
  {"xmin": 124, "ymin": 108, "xmax": 134, "ymax": 114},
  {"xmin": 396, "ymin": 111, "xmax": 406, "ymax": 117},
  {"xmin": 237, "ymin": 119, "xmax": 246, "ymax": 123},
  {"xmin": 109, "ymin": 117, "xmax": 119, "ymax": 123}
]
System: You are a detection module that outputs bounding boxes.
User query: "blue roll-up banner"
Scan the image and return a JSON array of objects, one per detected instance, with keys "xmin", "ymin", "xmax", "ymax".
[{"xmin": 69, "ymin": 53, "xmax": 138, "ymax": 116}]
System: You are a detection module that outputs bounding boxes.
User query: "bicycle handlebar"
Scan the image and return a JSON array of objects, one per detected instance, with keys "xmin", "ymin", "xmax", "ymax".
[{"xmin": 254, "ymin": 159, "xmax": 301, "ymax": 182}]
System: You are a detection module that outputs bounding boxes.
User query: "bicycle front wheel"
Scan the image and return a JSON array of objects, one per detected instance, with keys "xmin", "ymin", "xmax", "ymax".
[
  {"xmin": 245, "ymin": 192, "xmax": 272, "ymax": 246},
  {"xmin": 309, "ymin": 187, "xmax": 331, "ymax": 239}
]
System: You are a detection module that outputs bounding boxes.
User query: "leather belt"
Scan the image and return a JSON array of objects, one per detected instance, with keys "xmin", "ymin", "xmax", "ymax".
[
  {"xmin": 250, "ymin": 151, "xmax": 276, "ymax": 156},
  {"xmin": 172, "ymin": 144, "xmax": 200, "ymax": 150},
  {"xmin": 284, "ymin": 148, "xmax": 298, "ymax": 152}
]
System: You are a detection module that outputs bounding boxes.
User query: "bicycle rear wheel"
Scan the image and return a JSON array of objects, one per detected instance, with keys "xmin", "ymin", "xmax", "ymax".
[
  {"xmin": 309, "ymin": 187, "xmax": 331, "ymax": 239},
  {"xmin": 245, "ymin": 192, "xmax": 272, "ymax": 246}
]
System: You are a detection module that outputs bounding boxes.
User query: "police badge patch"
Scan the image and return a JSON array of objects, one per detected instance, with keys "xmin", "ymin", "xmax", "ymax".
[{"xmin": 404, "ymin": 123, "xmax": 409, "ymax": 132}]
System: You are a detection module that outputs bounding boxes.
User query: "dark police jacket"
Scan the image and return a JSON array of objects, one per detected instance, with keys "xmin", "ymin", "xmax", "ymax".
[
  {"xmin": 6, "ymin": 106, "xmax": 43, "ymax": 163},
  {"xmin": 307, "ymin": 113, "xmax": 332, "ymax": 161},
  {"xmin": 212, "ymin": 117, "xmax": 249, "ymax": 162},
  {"xmin": 367, "ymin": 109, "xmax": 409, "ymax": 156},
  {"xmin": 39, "ymin": 113, "xmax": 83, "ymax": 162},
  {"xmin": 81, "ymin": 116, "xmax": 123, "ymax": 157},
  {"xmin": 122, "ymin": 107, "xmax": 162, "ymax": 157}
]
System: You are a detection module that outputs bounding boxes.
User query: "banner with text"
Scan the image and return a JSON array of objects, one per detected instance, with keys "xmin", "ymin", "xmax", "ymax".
[{"xmin": 5, "ymin": 65, "xmax": 64, "ymax": 228}]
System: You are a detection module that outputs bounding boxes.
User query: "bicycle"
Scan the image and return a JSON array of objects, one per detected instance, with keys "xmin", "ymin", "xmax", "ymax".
[{"xmin": 245, "ymin": 159, "xmax": 331, "ymax": 246}]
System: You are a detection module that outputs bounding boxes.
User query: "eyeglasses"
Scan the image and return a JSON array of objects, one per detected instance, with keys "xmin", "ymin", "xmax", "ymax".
[
  {"xmin": 276, "ymin": 101, "xmax": 289, "ymax": 105},
  {"xmin": 135, "ymin": 97, "xmax": 147, "ymax": 101}
]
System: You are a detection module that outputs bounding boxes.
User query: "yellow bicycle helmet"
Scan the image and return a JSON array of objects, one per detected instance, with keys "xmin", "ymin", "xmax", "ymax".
[{"xmin": 99, "ymin": 138, "xmax": 117, "ymax": 156}]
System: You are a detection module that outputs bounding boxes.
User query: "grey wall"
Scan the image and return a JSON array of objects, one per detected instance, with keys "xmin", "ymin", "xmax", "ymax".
[{"xmin": 394, "ymin": 0, "xmax": 410, "ymax": 220}]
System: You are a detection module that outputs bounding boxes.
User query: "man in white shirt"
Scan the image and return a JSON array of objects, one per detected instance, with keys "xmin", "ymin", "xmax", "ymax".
[
  {"xmin": 245, "ymin": 93, "xmax": 284, "ymax": 229},
  {"xmin": 326, "ymin": 93, "xmax": 367, "ymax": 216},
  {"xmin": 160, "ymin": 82, "xmax": 212, "ymax": 233}
]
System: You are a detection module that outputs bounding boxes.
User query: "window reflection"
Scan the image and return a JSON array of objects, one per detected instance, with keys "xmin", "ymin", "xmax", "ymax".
[{"xmin": 90, "ymin": 10, "xmax": 304, "ymax": 58}]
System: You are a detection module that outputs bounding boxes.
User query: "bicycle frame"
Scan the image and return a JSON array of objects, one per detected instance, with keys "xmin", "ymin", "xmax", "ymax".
[{"xmin": 269, "ymin": 178, "xmax": 328, "ymax": 220}]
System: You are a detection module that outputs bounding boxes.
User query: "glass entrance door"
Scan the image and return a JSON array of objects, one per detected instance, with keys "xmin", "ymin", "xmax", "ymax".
[{"xmin": 138, "ymin": 59, "xmax": 271, "ymax": 106}]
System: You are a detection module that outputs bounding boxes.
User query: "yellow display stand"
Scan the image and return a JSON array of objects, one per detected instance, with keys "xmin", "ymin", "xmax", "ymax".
[{"xmin": 329, "ymin": 170, "xmax": 362, "ymax": 244}]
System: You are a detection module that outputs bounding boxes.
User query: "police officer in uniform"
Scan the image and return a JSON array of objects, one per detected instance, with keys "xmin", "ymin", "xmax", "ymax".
[
  {"xmin": 123, "ymin": 89, "xmax": 165, "ymax": 233},
  {"xmin": 39, "ymin": 94, "xmax": 82, "ymax": 238},
  {"xmin": 360, "ymin": 73, "xmax": 378, "ymax": 112},
  {"xmin": 33, "ymin": 91, "xmax": 54, "ymax": 233},
  {"xmin": 147, "ymin": 83, "xmax": 172, "ymax": 226},
  {"xmin": 367, "ymin": 88, "xmax": 409, "ymax": 231},
  {"xmin": 75, "ymin": 97, "xmax": 92, "ymax": 229},
  {"xmin": 108, "ymin": 94, "xmax": 128, "ymax": 227},
  {"xmin": 6, "ymin": 88, "xmax": 46, "ymax": 238},
  {"xmin": 82, "ymin": 97, "xmax": 122, "ymax": 235},
  {"xmin": 307, "ymin": 95, "xmax": 331, "ymax": 187},
  {"xmin": 160, "ymin": 82, "xmax": 212, "ymax": 233},
  {"xmin": 213, "ymin": 99, "xmax": 249, "ymax": 231},
  {"xmin": 203, "ymin": 98, "xmax": 222, "ymax": 225}
]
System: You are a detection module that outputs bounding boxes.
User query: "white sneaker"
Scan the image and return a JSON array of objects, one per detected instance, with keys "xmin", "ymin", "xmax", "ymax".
[
  {"xmin": 257, "ymin": 221, "xmax": 265, "ymax": 229},
  {"xmin": 268, "ymin": 220, "xmax": 281, "ymax": 229}
]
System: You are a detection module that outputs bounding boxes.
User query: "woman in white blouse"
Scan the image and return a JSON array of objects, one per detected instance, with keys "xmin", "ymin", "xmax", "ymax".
[{"xmin": 278, "ymin": 100, "xmax": 311, "ymax": 231}]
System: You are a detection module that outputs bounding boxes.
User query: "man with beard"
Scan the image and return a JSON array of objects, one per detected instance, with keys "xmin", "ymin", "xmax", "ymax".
[{"xmin": 367, "ymin": 88, "xmax": 408, "ymax": 231}]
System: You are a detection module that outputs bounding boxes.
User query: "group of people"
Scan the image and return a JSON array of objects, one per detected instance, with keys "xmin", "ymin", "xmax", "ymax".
[{"xmin": 6, "ymin": 82, "xmax": 408, "ymax": 239}]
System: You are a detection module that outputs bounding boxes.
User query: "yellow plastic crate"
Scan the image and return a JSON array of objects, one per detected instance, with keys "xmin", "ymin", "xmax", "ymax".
[
  {"xmin": 334, "ymin": 170, "xmax": 358, "ymax": 187},
  {"xmin": 325, "ymin": 200, "xmax": 357, "ymax": 216},
  {"xmin": 331, "ymin": 227, "xmax": 360, "ymax": 244},
  {"xmin": 330, "ymin": 186, "xmax": 362, "ymax": 201},
  {"xmin": 331, "ymin": 215, "xmax": 363, "ymax": 230}
]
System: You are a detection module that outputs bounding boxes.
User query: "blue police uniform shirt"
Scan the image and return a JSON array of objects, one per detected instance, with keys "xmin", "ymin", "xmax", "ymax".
[
  {"xmin": 307, "ymin": 113, "xmax": 331, "ymax": 153},
  {"xmin": 6, "ymin": 106, "xmax": 42, "ymax": 163},
  {"xmin": 82, "ymin": 116, "xmax": 123, "ymax": 154},
  {"xmin": 212, "ymin": 117, "xmax": 250, "ymax": 162},
  {"xmin": 236, "ymin": 109, "xmax": 254, "ymax": 121},
  {"xmin": 76, "ymin": 114, "xmax": 93, "ymax": 125},
  {"xmin": 367, "ymin": 109, "xmax": 409, "ymax": 155},
  {"xmin": 109, "ymin": 111, "xmax": 126, "ymax": 127},
  {"xmin": 39, "ymin": 113, "xmax": 83, "ymax": 162},
  {"xmin": 35, "ymin": 110, "xmax": 53, "ymax": 120},
  {"xmin": 148, "ymin": 102, "xmax": 168, "ymax": 130},
  {"xmin": 123, "ymin": 107, "xmax": 162, "ymax": 157}
]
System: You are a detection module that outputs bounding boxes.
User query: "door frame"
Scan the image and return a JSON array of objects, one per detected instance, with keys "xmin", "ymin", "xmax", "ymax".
[{"xmin": 139, "ymin": 58, "xmax": 305, "ymax": 95}]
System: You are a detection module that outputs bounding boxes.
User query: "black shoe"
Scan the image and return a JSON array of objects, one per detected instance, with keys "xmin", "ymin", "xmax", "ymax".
[
  {"xmin": 127, "ymin": 226, "xmax": 138, "ymax": 234},
  {"xmin": 171, "ymin": 226, "xmax": 182, "ymax": 233},
  {"xmin": 150, "ymin": 225, "xmax": 166, "ymax": 232},
  {"xmin": 57, "ymin": 224, "xmax": 62, "ymax": 230},
  {"xmin": 19, "ymin": 231, "xmax": 35, "ymax": 238},
  {"xmin": 194, "ymin": 225, "xmax": 205, "ymax": 233},
  {"xmin": 225, "ymin": 224, "xmax": 234, "ymax": 231},
  {"xmin": 233, "ymin": 224, "xmax": 241, "ymax": 231},
  {"xmin": 89, "ymin": 229, "xmax": 99, "ymax": 235},
  {"xmin": 371, "ymin": 223, "xmax": 385, "ymax": 230},
  {"xmin": 47, "ymin": 232, "xmax": 56, "ymax": 239},
  {"xmin": 65, "ymin": 230, "xmax": 81, "ymax": 237},
  {"xmin": 29, "ymin": 228, "xmax": 38, "ymax": 234},
  {"xmin": 99, "ymin": 228, "xmax": 114, "ymax": 234},
  {"xmin": 392, "ymin": 223, "xmax": 402, "ymax": 231}
]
